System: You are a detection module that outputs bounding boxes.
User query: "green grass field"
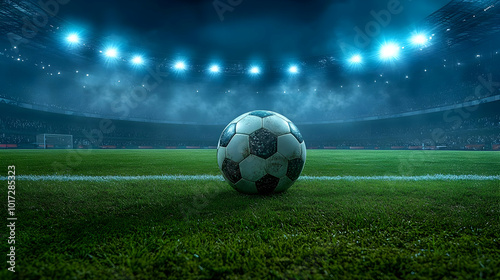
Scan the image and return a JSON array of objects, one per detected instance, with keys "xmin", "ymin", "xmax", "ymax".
[{"xmin": 1, "ymin": 150, "xmax": 499, "ymax": 279}]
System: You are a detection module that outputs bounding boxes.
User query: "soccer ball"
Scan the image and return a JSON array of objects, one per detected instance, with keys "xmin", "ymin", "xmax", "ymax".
[{"xmin": 217, "ymin": 110, "xmax": 306, "ymax": 194}]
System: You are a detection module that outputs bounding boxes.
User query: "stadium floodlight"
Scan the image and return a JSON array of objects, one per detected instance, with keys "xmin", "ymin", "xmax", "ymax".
[
  {"xmin": 131, "ymin": 55, "xmax": 144, "ymax": 65},
  {"xmin": 380, "ymin": 43, "xmax": 400, "ymax": 60},
  {"xmin": 250, "ymin": 66, "xmax": 260, "ymax": 74},
  {"xmin": 174, "ymin": 61, "xmax": 186, "ymax": 70},
  {"xmin": 411, "ymin": 34, "xmax": 427, "ymax": 46},
  {"xmin": 66, "ymin": 33, "xmax": 80, "ymax": 44},
  {"xmin": 349, "ymin": 54, "xmax": 362, "ymax": 64},
  {"xmin": 105, "ymin": 48, "xmax": 118, "ymax": 58},
  {"xmin": 209, "ymin": 65, "xmax": 220, "ymax": 73},
  {"xmin": 289, "ymin": 65, "xmax": 299, "ymax": 74}
]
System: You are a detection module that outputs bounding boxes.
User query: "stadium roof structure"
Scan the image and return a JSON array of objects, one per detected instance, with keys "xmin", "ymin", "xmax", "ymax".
[
  {"xmin": 0, "ymin": 0, "xmax": 61, "ymax": 50},
  {"xmin": 0, "ymin": 0, "xmax": 101, "ymax": 61},
  {"xmin": 421, "ymin": 0, "xmax": 500, "ymax": 55}
]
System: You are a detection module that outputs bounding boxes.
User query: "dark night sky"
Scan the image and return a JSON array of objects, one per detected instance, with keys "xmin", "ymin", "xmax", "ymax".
[{"xmin": 60, "ymin": 0, "xmax": 450, "ymax": 60}]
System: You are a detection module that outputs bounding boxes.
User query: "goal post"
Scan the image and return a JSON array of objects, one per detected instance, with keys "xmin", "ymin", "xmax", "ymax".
[{"xmin": 36, "ymin": 134, "xmax": 73, "ymax": 149}]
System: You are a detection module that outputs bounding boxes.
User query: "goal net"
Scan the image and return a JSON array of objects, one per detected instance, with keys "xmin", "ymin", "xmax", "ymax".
[{"xmin": 36, "ymin": 134, "xmax": 73, "ymax": 149}]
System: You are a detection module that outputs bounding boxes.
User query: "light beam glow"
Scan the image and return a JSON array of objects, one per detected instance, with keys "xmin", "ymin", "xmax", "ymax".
[
  {"xmin": 131, "ymin": 55, "xmax": 144, "ymax": 65},
  {"xmin": 66, "ymin": 33, "xmax": 80, "ymax": 44},
  {"xmin": 209, "ymin": 65, "xmax": 220, "ymax": 73},
  {"xmin": 380, "ymin": 43, "xmax": 400, "ymax": 60},
  {"xmin": 411, "ymin": 34, "xmax": 428, "ymax": 46},
  {"xmin": 174, "ymin": 61, "xmax": 186, "ymax": 70},
  {"xmin": 105, "ymin": 48, "xmax": 118, "ymax": 58},
  {"xmin": 250, "ymin": 66, "xmax": 260, "ymax": 74},
  {"xmin": 349, "ymin": 54, "xmax": 362, "ymax": 64}
]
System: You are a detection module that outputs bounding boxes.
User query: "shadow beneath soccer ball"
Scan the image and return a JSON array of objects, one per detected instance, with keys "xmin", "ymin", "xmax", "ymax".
[{"xmin": 172, "ymin": 185, "xmax": 293, "ymax": 221}]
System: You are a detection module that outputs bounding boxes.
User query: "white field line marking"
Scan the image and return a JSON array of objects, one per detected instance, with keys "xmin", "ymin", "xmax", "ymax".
[{"xmin": 1, "ymin": 174, "xmax": 499, "ymax": 182}]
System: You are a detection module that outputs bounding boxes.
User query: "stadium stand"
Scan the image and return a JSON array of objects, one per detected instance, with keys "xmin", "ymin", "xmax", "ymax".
[{"xmin": 1, "ymin": 100, "xmax": 499, "ymax": 150}]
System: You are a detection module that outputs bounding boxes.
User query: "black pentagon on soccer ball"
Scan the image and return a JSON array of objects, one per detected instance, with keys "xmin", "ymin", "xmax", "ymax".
[
  {"xmin": 256, "ymin": 174, "xmax": 280, "ymax": 195},
  {"xmin": 219, "ymin": 123, "xmax": 236, "ymax": 147},
  {"xmin": 249, "ymin": 110, "xmax": 274, "ymax": 118},
  {"xmin": 287, "ymin": 158, "xmax": 304, "ymax": 181},
  {"xmin": 288, "ymin": 122, "xmax": 304, "ymax": 143},
  {"xmin": 222, "ymin": 158, "xmax": 242, "ymax": 184},
  {"xmin": 249, "ymin": 128, "xmax": 278, "ymax": 159}
]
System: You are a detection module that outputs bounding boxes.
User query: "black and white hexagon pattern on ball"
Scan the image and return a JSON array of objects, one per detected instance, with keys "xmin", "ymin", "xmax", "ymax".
[
  {"xmin": 277, "ymin": 134, "xmax": 302, "ymax": 160},
  {"xmin": 235, "ymin": 179, "xmax": 258, "ymax": 194},
  {"xmin": 249, "ymin": 110, "xmax": 274, "ymax": 118},
  {"xmin": 265, "ymin": 153, "xmax": 288, "ymax": 178},
  {"xmin": 230, "ymin": 112, "xmax": 250, "ymax": 124},
  {"xmin": 274, "ymin": 176, "xmax": 294, "ymax": 193},
  {"xmin": 219, "ymin": 123, "xmax": 237, "ymax": 147},
  {"xmin": 272, "ymin": 112, "xmax": 291, "ymax": 123},
  {"xmin": 256, "ymin": 174, "xmax": 280, "ymax": 195},
  {"xmin": 235, "ymin": 115, "xmax": 263, "ymax": 135},
  {"xmin": 225, "ymin": 134, "xmax": 250, "ymax": 163},
  {"xmin": 262, "ymin": 115, "xmax": 290, "ymax": 136},
  {"xmin": 300, "ymin": 141, "xmax": 307, "ymax": 163},
  {"xmin": 288, "ymin": 122, "xmax": 304, "ymax": 143},
  {"xmin": 239, "ymin": 155, "xmax": 267, "ymax": 182},
  {"xmin": 221, "ymin": 158, "xmax": 242, "ymax": 184},
  {"xmin": 286, "ymin": 158, "xmax": 305, "ymax": 181},
  {"xmin": 249, "ymin": 128, "xmax": 278, "ymax": 159},
  {"xmin": 217, "ymin": 147, "xmax": 226, "ymax": 170}
]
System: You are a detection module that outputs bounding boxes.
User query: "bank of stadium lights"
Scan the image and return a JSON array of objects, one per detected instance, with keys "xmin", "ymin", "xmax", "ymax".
[
  {"xmin": 23, "ymin": 27, "xmax": 460, "ymax": 78},
  {"xmin": 380, "ymin": 43, "xmax": 400, "ymax": 60}
]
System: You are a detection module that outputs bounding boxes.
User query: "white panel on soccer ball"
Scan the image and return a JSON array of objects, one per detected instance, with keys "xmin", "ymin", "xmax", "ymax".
[
  {"xmin": 265, "ymin": 152, "xmax": 288, "ymax": 178},
  {"xmin": 225, "ymin": 134, "xmax": 250, "ymax": 163},
  {"xmin": 235, "ymin": 179, "xmax": 258, "ymax": 194},
  {"xmin": 300, "ymin": 141, "xmax": 307, "ymax": 162},
  {"xmin": 274, "ymin": 112, "xmax": 291, "ymax": 123},
  {"xmin": 274, "ymin": 176, "xmax": 294, "ymax": 193},
  {"xmin": 277, "ymin": 134, "xmax": 302, "ymax": 160},
  {"xmin": 231, "ymin": 112, "xmax": 249, "ymax": 124},
  {"xmin": 235, "ymin": 115, "xmax": 262, "ymax": 135},
  {"xmin": 262, "ymin": 115, "xmax": 290, "ymax": 136},
  {"xmin": 217, "ymin": 147, "xmax": 226, "ymax": 170},
  {"xmin": 239, "ymin": 155, "xmax": 267, "ymax": 182}
]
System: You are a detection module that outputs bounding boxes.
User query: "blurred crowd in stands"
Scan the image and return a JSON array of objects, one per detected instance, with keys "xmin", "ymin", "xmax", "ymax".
[
  {"xmin": 1, "ymin": 103, "xmax": 499, "ymax": 149},
  {"xmin": 307, "ymin": 113, "xmax": 500, "ymax": 149}
]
